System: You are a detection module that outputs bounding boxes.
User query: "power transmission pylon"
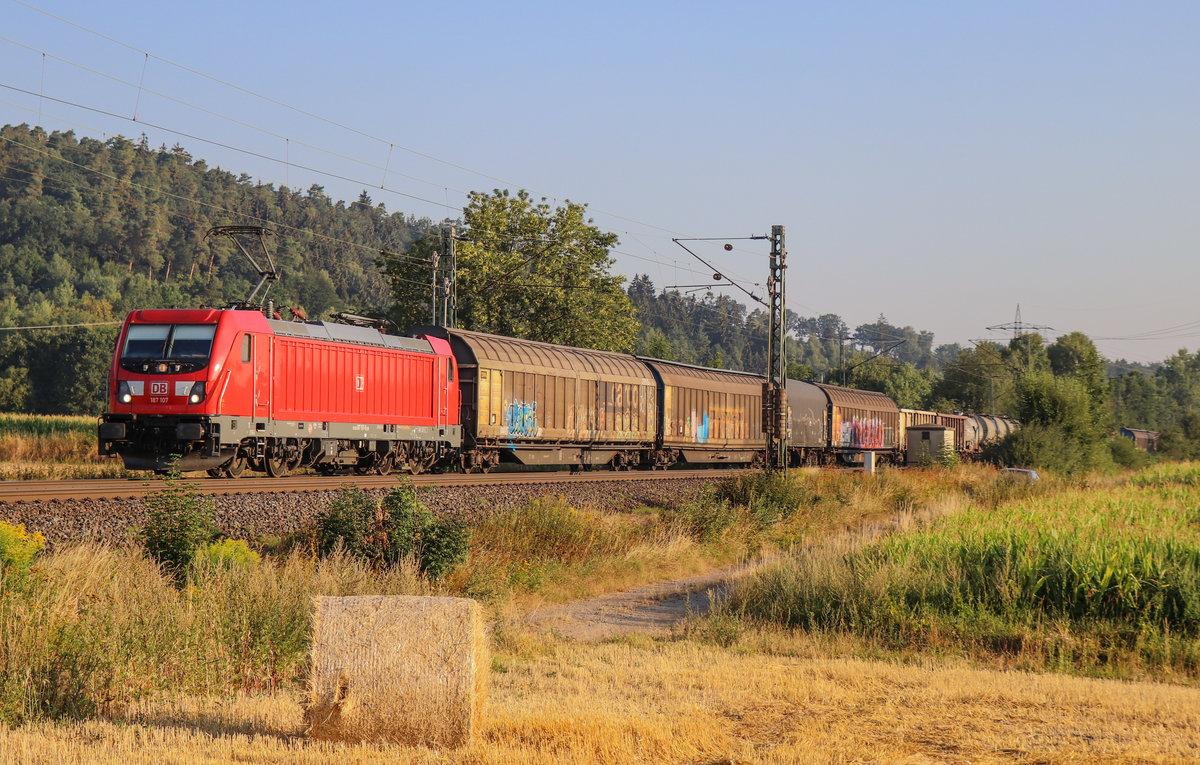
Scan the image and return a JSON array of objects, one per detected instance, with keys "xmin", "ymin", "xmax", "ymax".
[
  {"xmin": 987, "ymin": 305, "xmax": 1052, "ymax": 341},
  {"xmin": 987, "ymin": 304, "xmax": 1052, "ymax": 373}
]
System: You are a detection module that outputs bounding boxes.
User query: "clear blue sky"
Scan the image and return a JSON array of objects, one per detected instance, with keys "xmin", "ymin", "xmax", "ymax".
[{"xmin": 2, "ymin": 0, "xmax": 1197, "ymax": 364}]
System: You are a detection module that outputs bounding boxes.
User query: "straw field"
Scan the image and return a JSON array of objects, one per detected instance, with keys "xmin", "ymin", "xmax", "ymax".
[
  {"xmin": 2, "ymin": 464, "xmax": 1198, "ymax": 761},
  {"xmin": 0, "ymin": 639, "xmax": 1197, "ymax": 763}
]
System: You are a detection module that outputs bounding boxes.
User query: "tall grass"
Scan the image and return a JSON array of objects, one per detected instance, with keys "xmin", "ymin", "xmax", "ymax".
[
  {"xmin": 0, "ymin": 413, "xmax": 97, "ymax": 463},
  {"xmin": 0, "ymin": 545, "xmax": 427, "ymax": 724},
  {"xmin": 715, "ymin": 462, "xmax": 1200, "ymax": 678},
  {"xmin": 0, "ymin": 412, "xmax": 146, "ymax": 479}
]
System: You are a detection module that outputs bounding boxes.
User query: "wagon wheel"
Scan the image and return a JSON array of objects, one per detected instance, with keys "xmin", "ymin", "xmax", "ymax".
[{"xmin": 264, "ymin": 445, "xmax": 290, "ymax": 478}]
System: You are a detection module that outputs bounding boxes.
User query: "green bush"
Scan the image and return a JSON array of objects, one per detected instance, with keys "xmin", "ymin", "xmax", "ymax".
[
  {"xmin": 987, "ymin": 423, "xmax": 1113, "ymax": 474},
  {"xmin": 421, "ymin": 519, "xmax": 472, "ymax": 581},
  {"xmin": 140, "ymin": 475, "xmax": 218, "ymax": 581},
  {"xmin": 1108, "ymin": 436, "xmax": 1151, "ymax": 470},
  {"xmin": 197, "ymin": 539, "xmax": 261, "ymax": 570},
  {"xmin": 668, "ymin": 496, "xmax": 741, "ymax": 543},
  {"xmin": 315, "ymin": 482, "xmax": 469, "ymax": 581},
  {"xmin": 314, "ymin": 484, "xmax": 377, "ymax": 558},
  {"xmin": 380, "ymin": 483, "xmax": 469, "ymax": 580},
  {"xmin": 713, "ymin": 471, "xmax": 814, "ymax": 527},
  {"xmin": 379, "ymin": 482, "xmax": 433, "ymax": 562},
  {"xmin": 0, "ymin": 521, "xmax": 44, "ymax": 576}
]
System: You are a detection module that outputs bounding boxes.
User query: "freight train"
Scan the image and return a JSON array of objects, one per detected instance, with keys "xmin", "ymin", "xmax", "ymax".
[{"xmin": 98, "ymin": 307, "xmax": 1017, "ymax": 476}]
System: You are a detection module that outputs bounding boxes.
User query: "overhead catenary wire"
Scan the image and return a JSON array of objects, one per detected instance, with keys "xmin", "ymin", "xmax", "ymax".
[
  {"xmin": 0, "ymin": 321, "xmax": 121, "ymax": 333},
  {"xmin": 0, "ymin": 22, "xmax": 773, "ymax": 291},
  {"xmin": 0, "ymin": 135, "xmax": 438, "ymax": 270},
  {"xmin": 4, "ymin": 3, "xmax": 696, "ymax": 241},
  {"xmin": 3, "ymin": 3, "xmax": 809, "ymax": 328},
  {"xmin": 0, "ymin": 82, "xmax": 740, "ymax": 285}
]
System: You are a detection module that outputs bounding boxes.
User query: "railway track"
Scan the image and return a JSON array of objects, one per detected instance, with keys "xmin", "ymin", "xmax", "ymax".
[{"xmin": 0, "ymin": 468, "xmax": 749, "ymax": 504}]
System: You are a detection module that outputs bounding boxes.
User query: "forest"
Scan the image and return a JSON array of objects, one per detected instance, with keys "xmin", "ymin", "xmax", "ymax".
[{"xmin": 1, "ymin": 122, "xmax": 1198, "ymax": 469}]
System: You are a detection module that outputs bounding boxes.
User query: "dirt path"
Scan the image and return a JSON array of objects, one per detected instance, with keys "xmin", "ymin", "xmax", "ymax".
[
  {"xmin": 523, "ymin": 558, "xmax": 768, "ymax": 641},
  {"xmin": 524, "ymin": 506, "xmax": 929, "ymax": 642}
]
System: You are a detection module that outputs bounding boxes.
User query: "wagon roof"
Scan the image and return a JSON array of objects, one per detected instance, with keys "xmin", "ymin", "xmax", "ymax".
[
  {"xmin": 638, "ymin": 357, "xmax": 765, "ymax": 394},
  {"xmin": 813, "ymin": 383, "xmax": 900, "ymax": 413},
  {"xmin": 422, "ymin": 327, "xmax": 654, "ymax": 382}
]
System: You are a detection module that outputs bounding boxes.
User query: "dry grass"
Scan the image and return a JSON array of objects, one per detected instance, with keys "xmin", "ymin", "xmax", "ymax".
[
  {"xmin": 0, "ymin": 459, "xmax": 136, "ymax": 481},
  {"xmin": 1, "ymin": 637, "xmax": 1197, "ymax": 763},
  {"xmin": 0, "ymin": 412, "xmax": 146, "ymax": 479}
]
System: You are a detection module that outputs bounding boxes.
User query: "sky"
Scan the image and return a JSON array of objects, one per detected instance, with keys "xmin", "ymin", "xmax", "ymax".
[{"xmin": 1, "ymin": 0, "xmax": 1198, "ymax": 365}]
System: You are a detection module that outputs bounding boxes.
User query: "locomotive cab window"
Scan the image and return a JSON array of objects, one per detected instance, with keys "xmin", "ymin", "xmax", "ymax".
[
  {"xmin": 241, "ymin": 334, "xmax": 252, "ymax": 363},
  {"xmin": 121, "ymin": 323, "xmax": 217, "ymax": 373},
  {"xmin": 447, "ymin": 360, "xmax": 454, "ymax": 382},
  {"xmin": 122, "ymin": 324, "xmax": 170, "ymax": 360}
]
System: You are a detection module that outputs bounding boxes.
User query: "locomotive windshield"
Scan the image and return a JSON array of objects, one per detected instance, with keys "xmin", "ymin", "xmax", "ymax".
[{"xmin": 121, "ymin": 324, "xmax": 217, "ymax": 372}]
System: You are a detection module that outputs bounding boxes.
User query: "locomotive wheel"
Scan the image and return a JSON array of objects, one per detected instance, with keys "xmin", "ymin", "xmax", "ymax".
[
  {"xmin": 264, "ymin": 447, "xmax": 290, "ymax": 478},
  {"xmin": 206, "ymin": 467, "xmax": 224, "ymax": 478},
  {"xmin": 374, "ymin": 453, "xmax": 395, "ymax": 476},
  {"xmin": 223, "ymin": 453, "xmax": 247, "ymax": 478}
]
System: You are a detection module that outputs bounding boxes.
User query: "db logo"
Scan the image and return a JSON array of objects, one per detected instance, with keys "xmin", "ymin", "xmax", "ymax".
[{"xmin": 150, "ymin": 382, "xmax": 168, "ymax": 396}]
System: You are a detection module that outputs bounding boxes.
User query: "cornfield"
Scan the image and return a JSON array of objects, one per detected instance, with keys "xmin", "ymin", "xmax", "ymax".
[{"xmin": 721, "ymin": 462, "xmax": 1200, "ymax": 675}]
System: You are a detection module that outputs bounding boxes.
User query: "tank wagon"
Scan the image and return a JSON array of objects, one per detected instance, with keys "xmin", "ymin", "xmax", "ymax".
[
  {"xmin": 99, "ymin": 309, "xmax": 460, "ymax": 475},
  {"xmin": 963, "ymin": 413, "xmax": 1021, "ymax": 455}
]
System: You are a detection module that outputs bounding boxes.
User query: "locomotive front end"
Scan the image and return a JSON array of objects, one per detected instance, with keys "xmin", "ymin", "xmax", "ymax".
[{"xmin": 99, "ymin": 309, "xmax": 231, "ymax": 471}]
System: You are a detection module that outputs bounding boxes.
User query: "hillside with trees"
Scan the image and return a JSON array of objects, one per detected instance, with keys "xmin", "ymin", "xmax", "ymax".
[{"xmin": 0, "ymin": 123, "xmax": 438, "ymax": 414}]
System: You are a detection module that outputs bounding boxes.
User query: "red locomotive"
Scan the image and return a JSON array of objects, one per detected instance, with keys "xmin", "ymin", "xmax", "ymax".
[{"xmin": 99, "ymin": 307, "xmax": 460, "ymax": 476}]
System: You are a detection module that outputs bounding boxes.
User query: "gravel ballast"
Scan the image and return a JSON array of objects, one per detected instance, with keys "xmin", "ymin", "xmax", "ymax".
[{"xmin": 0, "ymin": 478, "xmax": 716, "ymax": 547}]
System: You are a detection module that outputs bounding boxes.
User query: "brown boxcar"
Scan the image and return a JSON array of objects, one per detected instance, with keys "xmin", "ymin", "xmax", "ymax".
[
  {"xmin": 640, "ymin": 358, "xmax": 765, "ymax": 464},
  {"xmin": 420, "ymin": 327, "xmax": 657, "ymax": 470},
  {"xmin": 816, "ymin": 383, "xmax": 901, "ymax": 463},
  {"xmin": 1119, "ymin": 427, "xmax": 1159, "ymax": 452}
]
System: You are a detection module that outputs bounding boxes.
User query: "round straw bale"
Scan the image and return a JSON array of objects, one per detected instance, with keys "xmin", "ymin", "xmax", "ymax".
[{"xmin": 305, "ymin": 595, "xmax": 488, "ymax": 747}]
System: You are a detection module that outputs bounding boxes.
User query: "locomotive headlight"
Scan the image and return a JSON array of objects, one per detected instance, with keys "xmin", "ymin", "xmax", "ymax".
[
  {"xmin": 117, "ymin": 381, "xmax": 133, "ymax": 404},
  {"xmin": 188, "ymin": 381, "xmax": 207, "ymax": 404}
]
